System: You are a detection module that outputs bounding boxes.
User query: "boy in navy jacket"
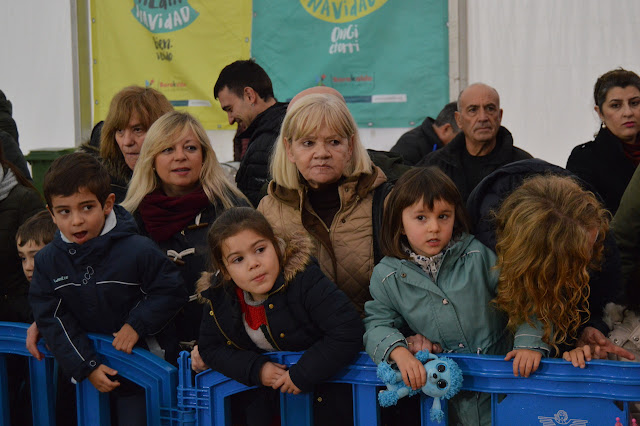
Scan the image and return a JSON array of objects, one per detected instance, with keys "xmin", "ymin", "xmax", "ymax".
[{"xmin": 29, "ymin": 152, "xmax": 187, "ymax": 401}]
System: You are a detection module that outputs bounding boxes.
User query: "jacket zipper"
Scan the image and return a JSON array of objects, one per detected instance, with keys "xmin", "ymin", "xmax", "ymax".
[
  {"xmin": 208, "ymin": 300, "xmax": 244, "ymax": 350},
  {"xmin": 264, "ymin": 313, "xmax": 282, "ymax": 351}
]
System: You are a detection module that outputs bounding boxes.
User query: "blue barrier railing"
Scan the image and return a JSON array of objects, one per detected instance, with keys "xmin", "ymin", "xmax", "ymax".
[
  {"xmin": 0, "ymin": 322, "xmax": 194, "ymax": 425},
  {"xmin": 2, "ymin": 321, "xmax": 640, "ymax": 425}
]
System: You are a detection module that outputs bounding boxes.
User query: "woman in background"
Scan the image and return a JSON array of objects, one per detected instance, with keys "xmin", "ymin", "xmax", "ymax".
[
  {"xmin": 567, "ymin": 68, "xmax": 640, "ymax": 214},
  {"xmin": 97, "ymin": 86, "xmax": 173, "ymax": 202}
]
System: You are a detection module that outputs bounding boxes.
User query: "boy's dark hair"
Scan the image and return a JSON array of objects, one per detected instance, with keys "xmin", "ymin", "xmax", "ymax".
[
  {"xmin": 16, "ymin": 210, "xmax": 57, "ymax": 246},
  {"xmin": 213, "ymin": 60, "xmax": 275, "ymax": 101},
  {"xmin": 44, "ymin": 152, "xmax": 111, "ymax": 207},
  {"xmin": 380, "ymin": 167, "xmax": 471, "ymax": 260},
  {"xmin": 208, "ymin": 207, "xmax": 283, "ymax": 284}
]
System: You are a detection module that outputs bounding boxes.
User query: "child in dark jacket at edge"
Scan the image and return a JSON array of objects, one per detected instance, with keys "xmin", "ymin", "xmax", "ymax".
[
  {"xmin": 17, "ymin": 210, "xmax": 78, "ymax": 426},
  {"xmin": 196, "ymin": 207, "xmax": 364, "ymax": 426},
  {"xmin": 28, "ymin": 152, "xmax": 188, "ymax": 426}
]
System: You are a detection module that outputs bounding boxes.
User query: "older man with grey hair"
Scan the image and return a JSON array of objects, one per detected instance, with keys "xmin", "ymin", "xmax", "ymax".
[{"xmin": 416, "ymin": 83, "xmax": 532, "ymax": 202}]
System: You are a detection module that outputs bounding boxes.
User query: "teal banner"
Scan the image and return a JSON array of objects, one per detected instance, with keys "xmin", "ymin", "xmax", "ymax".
[{"xmin": 252, "ymin": 0, "xmax": 449, "ymax": 127}]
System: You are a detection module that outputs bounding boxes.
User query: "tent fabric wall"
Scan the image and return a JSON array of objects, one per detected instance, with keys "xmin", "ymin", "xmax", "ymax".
[
  {"xmin": 466, "ymin": 0, "xmax": 640, "ymax": 167},
  {"xmin": 0, "ymin": 3, "xmax": 76, "ymax": 152}
]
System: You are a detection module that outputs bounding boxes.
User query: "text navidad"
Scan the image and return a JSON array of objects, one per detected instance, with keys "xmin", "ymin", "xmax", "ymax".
[
  {"xmin": 302, "ymin": 0, "xmax": 387, "ymax": 23},
  {"xmin": 131, "ymin": 1, "xmax": 199, "ymax": 34}
]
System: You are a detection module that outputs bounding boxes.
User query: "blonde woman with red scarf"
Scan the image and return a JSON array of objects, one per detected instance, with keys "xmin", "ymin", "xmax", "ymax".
[{"xmin": 122, "ymin": 111, "xmax": 249, "ymax": 360}]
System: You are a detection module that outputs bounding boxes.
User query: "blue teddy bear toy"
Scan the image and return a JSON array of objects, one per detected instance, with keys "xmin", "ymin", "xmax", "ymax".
[{"xmin": 377, "ymin": 349, "xmax": 463, "ymax": 423}]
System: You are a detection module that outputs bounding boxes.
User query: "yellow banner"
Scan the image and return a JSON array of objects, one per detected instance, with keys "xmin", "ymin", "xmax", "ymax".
[{"xmin": 91, "ymin": 0, "xmax": 251, "ymax": 129}]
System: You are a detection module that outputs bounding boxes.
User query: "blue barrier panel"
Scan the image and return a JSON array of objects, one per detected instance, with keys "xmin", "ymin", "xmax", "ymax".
[
  {"xmin": 183, "ymin": 351, "xmax": 450, "ymax": 426},
  {"xmin": 448, "ymin": 354, "xmax": 639, "ymax": 425},
  {"xmin": 0, "ymin": 322, "xmax": 195, "ymax": 426},
  {"xmin": 179, "ymin": 352, "xmax": 640, "ymax": 426},
  {"xmin": 4, "ymin": 320, "xmax": 640, "ymax": 425},
  {"xmin": 0, "ymin": 322, "xmax": 56, "ymax": 426}
]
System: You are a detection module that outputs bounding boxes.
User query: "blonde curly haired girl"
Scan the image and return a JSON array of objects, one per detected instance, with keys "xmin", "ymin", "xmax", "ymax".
[{"xmin": 494, "ymin": 174, "xmax": 608, "ymax": 376}]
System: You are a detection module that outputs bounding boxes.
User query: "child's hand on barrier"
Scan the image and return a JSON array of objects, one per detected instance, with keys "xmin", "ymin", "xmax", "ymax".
[
  {"xmin": 505, "ymin": 349, "xmax": 542, "ymax": 377},
  {"xmin": 260, "ymin": 361, "xmax": 287, "ymax": 388},
  {"xmin": 273, "ymin": 370, "xmax": 302, "ymax": 395},
  {"xmin": 26, "ymin": 321, "xmax": 45, "ymax": 360},
  {"xmin": 112, "ymin": 323, "xmax": 139, "ymax": 354},
  {"xmin": 406, "ymin": 334, "xmax": 442, "ymax": 355},
  {"xmin": 389, "ymin": 346, "xmax": 426, "ymax": 390},
  {"xmin": 563, "ymin": 345, "xmax": 592, "ymax": 368},
  {"xmin": 88, "ymin": 364, "xmax": 121, "ymax": 393},
  {"xmin": 190, "ymin": 345, "xmax": 209, "ymax": 373}
]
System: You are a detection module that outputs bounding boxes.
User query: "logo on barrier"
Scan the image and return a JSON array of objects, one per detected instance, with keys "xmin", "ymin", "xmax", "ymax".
[
  {"xmin": 301, "ymin": 0, "xmax": 387, "ymax": 23},
  {"xmin": 131, "ymin": 1, "xmax": 199, "ymax": 34},
  {"xmin": 538, "ymin": 410, "xmax": 588, "ymax": 425}
]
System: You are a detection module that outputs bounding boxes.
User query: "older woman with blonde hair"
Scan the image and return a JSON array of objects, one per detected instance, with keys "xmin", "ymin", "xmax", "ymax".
[
  {"xmin": 98, "ymin": 85, "xmax": 173, "ymax": 202},
  {"xmin": 258, "ymin": 92, "xmax": 387, "ymax": 316},
  {"xmin": 123, "ymin": 110, "xmax": 249, "ymax": 348}
]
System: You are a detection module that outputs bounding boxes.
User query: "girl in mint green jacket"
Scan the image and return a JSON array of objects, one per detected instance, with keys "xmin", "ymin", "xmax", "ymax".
[{"xmin": 363, "ymin": 167, "xmax": 510, "ymax": 425}]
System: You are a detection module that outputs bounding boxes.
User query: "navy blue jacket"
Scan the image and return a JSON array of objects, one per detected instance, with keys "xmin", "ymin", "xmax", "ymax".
[
  {"xmin": 197, "ymin": 235, "xmax": 364, "ymax": 391},
  {"xmin": 29, "ymin": 205, "xmax": 188, "ymax": 381}
]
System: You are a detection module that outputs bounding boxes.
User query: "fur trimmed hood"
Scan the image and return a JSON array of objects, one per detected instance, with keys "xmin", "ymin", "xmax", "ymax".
[
  {"xmin": 603, "ymin": 302, "xmax": 626, "ymax": 330},
  {"xmin": 195, "ymin": 231, "xmax": 313, "ymax": 302},
  {"xmin": 101, "ymin": 153, "xmax": 133, "ymax": 188},
  {"xmin": 77, "ymin": 142, "xmax": 133, "ymax": 188}
]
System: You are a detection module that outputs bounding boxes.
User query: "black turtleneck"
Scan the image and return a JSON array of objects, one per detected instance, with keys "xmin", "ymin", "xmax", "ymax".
[{"xmin": 308, "ymin": 182, "xmax": 341, "ymax": 228}]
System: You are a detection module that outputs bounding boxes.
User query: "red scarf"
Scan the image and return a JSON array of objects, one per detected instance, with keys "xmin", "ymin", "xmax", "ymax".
[
  {"xmin": 137, "ymin": 187, "xmax": 211, "ymax": 242},
  {"xmin": 236, "ymin": 287, "xmax": 267, "ymax": 330},
  {"xmin": 622, "ymin": 141, "xmax": 640, "ymax": 167}
]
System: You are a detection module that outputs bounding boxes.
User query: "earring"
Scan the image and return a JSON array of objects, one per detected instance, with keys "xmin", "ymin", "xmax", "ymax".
[{"xmin": 601, "ymin": 122, "xmax": 607, "ymax": 129}]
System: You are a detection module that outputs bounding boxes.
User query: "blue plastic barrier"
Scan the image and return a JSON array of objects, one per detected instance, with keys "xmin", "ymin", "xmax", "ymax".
[
  {"xmin": 3, "ymin": 320, "xmax": 640, "ymax": 425},
  {"xmin": 0, "ymin": 322, "xmax": 57, "ymax": 426},
  {"xmin": 178, "ymin": 352, "xmax": 640, "ymax": 426},
  {"xmin": 0, "ymin": 322, "xmax": 195, "ymax": 426},
  {"xmin": 177, "ymin": 351, "xmax": 449, "ymax": 426}
]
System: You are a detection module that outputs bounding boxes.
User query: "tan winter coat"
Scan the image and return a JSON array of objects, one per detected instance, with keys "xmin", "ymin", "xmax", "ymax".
[{"xmin": 258, "ymin": 167, "xmax": 387, "ymax": 315}]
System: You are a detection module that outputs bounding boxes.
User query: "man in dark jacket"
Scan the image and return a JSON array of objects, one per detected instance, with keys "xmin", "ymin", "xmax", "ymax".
[
  {"xmin": 417, "ymin": 83, "xmax": 532, "ymax": 202},
  {"xmin": 214, "ymin": 60, "xmax": 287, "ymax": 206},
  {"xmin": 391, "ymin": 101, "xmax": 459, "ymax": 165}
]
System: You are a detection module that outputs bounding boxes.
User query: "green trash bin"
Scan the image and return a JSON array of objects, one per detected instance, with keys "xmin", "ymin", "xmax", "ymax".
[{"xmin": 24, "ymin": 148, "xmax": 76, "ymax": 196}]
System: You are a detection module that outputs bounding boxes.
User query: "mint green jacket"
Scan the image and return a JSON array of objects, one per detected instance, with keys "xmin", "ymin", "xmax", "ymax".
[
  {"xmin": 363, "ymin": 233, "xmax": 511, "ymax": 363},
  {"xmin": 513, "ymin": 320, "xmax": 552, "ymax": 356}
]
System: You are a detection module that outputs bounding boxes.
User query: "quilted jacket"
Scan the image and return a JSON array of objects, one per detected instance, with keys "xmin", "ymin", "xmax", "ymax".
[{"xmin": 258, "ymin": 167, "xmax": 387, "ymax": 315}]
